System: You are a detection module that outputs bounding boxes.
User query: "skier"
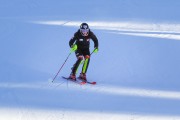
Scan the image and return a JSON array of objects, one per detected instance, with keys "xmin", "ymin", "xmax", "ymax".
[{"xmin": 69, "ymin": 23, "xmax": 99, "ymax": 81}]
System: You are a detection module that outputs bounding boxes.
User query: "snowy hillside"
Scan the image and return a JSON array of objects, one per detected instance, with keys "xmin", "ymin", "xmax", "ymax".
[{"xmin": 1, "ymin": 0, "xmax": 180, "ymax": 120}]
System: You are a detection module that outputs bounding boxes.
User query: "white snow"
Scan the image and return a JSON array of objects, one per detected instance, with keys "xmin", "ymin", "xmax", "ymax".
[
  {"xmin": 1, "ymin": 0, "xmax": 180, "ymax": 120},
  {"xmin": 1, "ymin": 108, "xmax": 180, "ymax": 120}
]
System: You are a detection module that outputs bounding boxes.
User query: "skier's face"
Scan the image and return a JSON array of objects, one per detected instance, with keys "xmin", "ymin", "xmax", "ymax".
[{"xmin": 80, "ymin": 29, "xmax": 89, "ymax": 36}]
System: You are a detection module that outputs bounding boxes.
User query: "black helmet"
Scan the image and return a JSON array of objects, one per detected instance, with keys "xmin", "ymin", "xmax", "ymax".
[{"xmin": 80, "ymin": 23, "xmax": 89, "ymax": 36}]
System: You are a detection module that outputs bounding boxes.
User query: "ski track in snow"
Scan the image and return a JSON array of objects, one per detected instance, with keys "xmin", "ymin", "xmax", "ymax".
[
  {"xmin": 1, "ymin": 108, "xmax": 180, "ymax": 120},
  {"xmin": 33, "ymin": 20, "xmax": 180, "ymax": 40},
  {"xmin": 1, "ymin": 81, "xmax": 180, "ymax": 120},
  {"xmin": 1, "ymin": 81, "xmax": 180, "ymax": 100},
  {"xmin": 1, "ymin": 20, "xmax": 180, "ymax": 119},
  {"xmin": 1, "ymin": 0, "xmax": 180, "ymax": 119}
]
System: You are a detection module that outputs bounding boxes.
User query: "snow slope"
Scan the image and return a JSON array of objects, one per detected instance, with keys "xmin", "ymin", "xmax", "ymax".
[{"xmin": 1, "ymin": 0, "xmax": 180, "ymax": 120}]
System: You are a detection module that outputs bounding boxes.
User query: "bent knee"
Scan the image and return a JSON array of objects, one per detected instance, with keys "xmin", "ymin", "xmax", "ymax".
[
  {"xmin": 84, "ymin": 55, "xmax": 90, "ymax": 59},
  {"xmin": 77, "ymin": 55, "xmax": 84, "ymax": 60}
]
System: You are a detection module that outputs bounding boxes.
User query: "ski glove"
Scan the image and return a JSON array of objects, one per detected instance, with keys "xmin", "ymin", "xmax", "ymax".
[
  {"xmin": 71, "ymin": 44, "xmax": 77, "ymax": 52},
  {"xmin": 93, "ymin": 47, "xmax": 98, "ymax": 53}
]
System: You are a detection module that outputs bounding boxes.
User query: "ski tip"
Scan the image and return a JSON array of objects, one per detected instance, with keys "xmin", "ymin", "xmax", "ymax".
[
  {"xmin": 62, "ymin": 76, "xmax": 69, "ymax": 79},
  {"xmin": 91, "ymin": 82, "xmax": 96, "ymax": 85}
]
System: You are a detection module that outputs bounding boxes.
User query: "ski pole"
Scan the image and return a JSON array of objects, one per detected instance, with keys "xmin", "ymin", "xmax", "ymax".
[
  {"xmin": 52, "ymin": 52, "xmax": 72, "ymax": 82},
  {"xmin": 90, "ymin": 48, "xmax": 97, "ymax": 55},
  {"xmin": 90, "ymin": 50, "xmax": 94, "ymax": 55}
]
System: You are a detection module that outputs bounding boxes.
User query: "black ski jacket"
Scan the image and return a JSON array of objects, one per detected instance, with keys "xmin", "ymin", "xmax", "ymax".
[{"xmin": 69, "ymin": 29, "xmax": 98, "ymax": 50}]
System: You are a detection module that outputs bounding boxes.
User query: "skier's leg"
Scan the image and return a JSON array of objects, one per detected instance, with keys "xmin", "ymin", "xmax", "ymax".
[
  {"xmin": 79, "ymin": 55, "xmax": 90, "ymax": 80},
  {"xmin": 71, "ymin": 55, "xmax": 83, "ymax": 74},
  {"xmin": 70, "ymin": 56, "xmax": 83, "ymax": 80},
  {"xmin": 70, "ymin": 50, "xmax": 83, "ymax": 79},
  {"xmin": 82, "ymin": 55, "xmax": 90, "ymax": 74},
  {"xmin": 79, "ymin": 49, "xmax": 90, "ymax": 80},
  {"xmin": 81, "ymin": 48, "xmax": 90, "ymax": 74}
]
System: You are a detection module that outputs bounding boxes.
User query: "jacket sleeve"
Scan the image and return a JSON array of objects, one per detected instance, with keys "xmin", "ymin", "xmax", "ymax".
[
  {"xmin": 90, "ymin": 31, "xmax": 99, "ymax": 48},
  {"xmin": 69, "ymin": 32, "xmax": 77, "ymax": 47}
]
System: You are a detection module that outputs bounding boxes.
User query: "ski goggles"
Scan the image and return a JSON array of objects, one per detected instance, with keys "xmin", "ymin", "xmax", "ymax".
[{"xmin": 80, "ymin": 29, "xmax": 89, "ymax": 36}]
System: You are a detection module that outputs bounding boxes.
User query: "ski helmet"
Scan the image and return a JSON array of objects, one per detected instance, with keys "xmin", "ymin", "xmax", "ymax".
[{"xmin": 80, "ymin": 23, "xmax": 89, "ymax": 36}]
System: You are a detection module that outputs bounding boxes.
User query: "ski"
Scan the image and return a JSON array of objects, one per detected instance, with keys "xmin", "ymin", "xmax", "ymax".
[
  {"xmin": 77, "ymin": 77, "xmax": 96, "ymax": 85},
  {"xmin": 62, "ymin": 76, "xmax": 86, "ymax": 85}
]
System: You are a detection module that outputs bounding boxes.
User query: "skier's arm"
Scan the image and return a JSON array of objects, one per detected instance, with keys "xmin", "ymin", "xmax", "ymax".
[
  {"xmin": 69, "ymin": 37, "xmax": 76, "ymax": 47},
  {"xmin": 69, "ymin": 33, "xmax": 77, "ymax": 47},
  {"xmin": 90, "ymin": 31, "xmax": 99, "ymax": 49}
]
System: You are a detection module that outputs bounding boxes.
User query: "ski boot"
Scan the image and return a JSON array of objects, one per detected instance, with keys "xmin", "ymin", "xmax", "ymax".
[
  {"xmin": 69, "ymin": 73, "xmax": 76, "ymax": 80},
  {"xmin": 79, "ymin": 73, "xmax": 87, "ymax": 81}
]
